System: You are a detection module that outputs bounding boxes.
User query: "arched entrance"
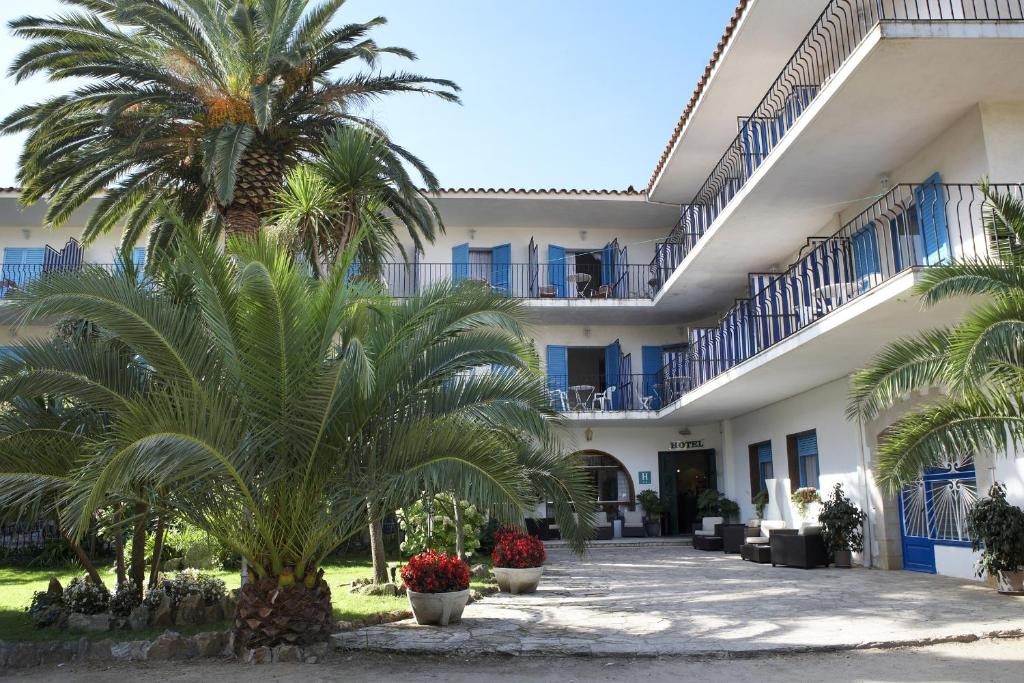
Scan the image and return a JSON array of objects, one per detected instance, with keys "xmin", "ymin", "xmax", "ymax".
[{"xmin": 575, "ymin": 450, "xmax": 635, "ymax": 536}]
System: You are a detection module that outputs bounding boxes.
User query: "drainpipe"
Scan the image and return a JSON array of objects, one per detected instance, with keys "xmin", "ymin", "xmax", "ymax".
[{"xmin": 855, "ymin": 417, "xmax": 874, "ymax": 569}]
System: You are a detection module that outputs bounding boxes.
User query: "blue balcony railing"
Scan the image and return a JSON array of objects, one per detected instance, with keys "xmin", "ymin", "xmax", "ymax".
[
  {"xmin": 652, "ymin": 0, "xmax": 1024, "ymax": 283},
  {"xmin": 661, "ymin": 182, "xmax": 1021, "ymax": 405}
]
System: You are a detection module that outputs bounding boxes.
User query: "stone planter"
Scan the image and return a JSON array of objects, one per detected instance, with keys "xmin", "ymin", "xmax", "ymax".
[
  {"xmin": 406, "ymin": 589, "xmax": 469, "ymax": 626},
  {"xmin": 644, "ymin": 521, "xmax": 661, "ymax": 537},
  {"xmin": 493, "ymin": 566, "xmax": 544, "ymax": 594},
  {"xmin": 996, "ymin": 570, "xmax": 1024, "ymax": 595},
  {"xmin": 833, "ymin": 550, "xmax": 853, "ymax": 568}
]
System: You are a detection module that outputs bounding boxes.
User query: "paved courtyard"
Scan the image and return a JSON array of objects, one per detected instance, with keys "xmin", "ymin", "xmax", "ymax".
[{"xmin": 333, "ymin": 544, "xmax": 1024, "ymax": 657}]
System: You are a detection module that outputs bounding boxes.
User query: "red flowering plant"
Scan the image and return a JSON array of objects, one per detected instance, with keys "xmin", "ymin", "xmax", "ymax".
[
  {"xmin": 400, "ymin": 550, "xmax": 471, "ymax": 594},
  {"xmin": 491, "ymin": 531, "xmax": 546, "ymax": 569}
]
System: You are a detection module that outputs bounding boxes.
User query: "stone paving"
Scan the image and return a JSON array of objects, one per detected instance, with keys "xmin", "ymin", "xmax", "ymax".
[{"xmin": 332, "ymin": 544, "xmax": 1024, "ymax": 657}]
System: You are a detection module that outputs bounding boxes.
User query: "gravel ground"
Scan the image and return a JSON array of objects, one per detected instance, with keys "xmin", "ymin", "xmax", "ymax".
[{"xmin": 7, "ymin": 638, "xmax": 1023, "ymax": 682}]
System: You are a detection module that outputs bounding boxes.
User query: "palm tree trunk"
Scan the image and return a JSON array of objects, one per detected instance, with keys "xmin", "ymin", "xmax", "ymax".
[
  {"xmin": 224, "ymin": 204, "xmax": 261, "ymax": 238},
  {"xmin": 234, "ymin": 568, "xmax": 333, "ymax": 649},
  {"xmin": 453, "ymin": 496, "xmax": 466, "ymax": 561},
  {"xmin": 130, "ymin": 502, "xmax": 147, "ymax": 597},
  {"xmin": 367, "ymin": 501, "xmax": 388, "ymax": 584},
  {"xmin": 113, "ymin": 506, "xmax": 126, "ymax": 587},
  {"xmin": 53, "ymin": 511, "xmax": 104, "ymax": 589},
  {"xmin": 149, "ymin": 514, "xmax": 165, "ymax": 589}
]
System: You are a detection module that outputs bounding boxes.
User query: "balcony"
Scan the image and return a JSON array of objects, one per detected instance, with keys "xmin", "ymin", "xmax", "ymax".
[
  {"xmin": 650, "ymin": 0, "xmax": 1024, "ymax": 317},
  {"xmin": 644, "ymin": 182, "xmax": 1017, "ymax": 423}
]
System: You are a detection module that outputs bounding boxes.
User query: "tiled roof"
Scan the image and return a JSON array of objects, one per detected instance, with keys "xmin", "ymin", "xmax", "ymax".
[
  {"xmin": 433, "ymin": 186, "xmax": 643, "ymax": 196},
  {"xmin": 0, "ymin": 187, "xmax": 21, "ymax": 193},
  {"xmin": 647, "ymin": 0, "xmax": 750, "ymax": 194}
]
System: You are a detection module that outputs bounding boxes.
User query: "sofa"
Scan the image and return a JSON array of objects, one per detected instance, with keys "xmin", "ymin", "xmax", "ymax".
[
  {"xmin": 769, "ymin": 524, "xmax": 830, "ymax": 569},
  {"xmin": 692, "ymin": 516, "xmax": 724, "ymax": 550}
]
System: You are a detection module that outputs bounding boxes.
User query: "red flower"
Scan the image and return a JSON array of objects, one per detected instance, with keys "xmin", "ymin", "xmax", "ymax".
[
  {"xmin": 491, "ymin": 531, "xmax": 546, "ymax": 569},
  {"xmin": 400, "ymin": 550, "xmax": 471, "ymax": 594}
]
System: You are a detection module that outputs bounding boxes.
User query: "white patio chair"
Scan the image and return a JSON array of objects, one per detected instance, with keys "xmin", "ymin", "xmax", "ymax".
[
  {"xmin": 549, "ymin": 388, "xmax": 569, "ymax": 411},
  {"xmin": 591, "ymin": 385, "xmax": 617, "ymax": 411}
]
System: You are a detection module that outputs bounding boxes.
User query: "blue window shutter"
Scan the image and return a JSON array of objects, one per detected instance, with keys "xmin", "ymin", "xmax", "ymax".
[
  {"xmin": 604, "ymin": 340, "xmax": 622, "ymax": 410},
  {"xmin": 3, "ymin": 247, "xmax": 45, "ymax": 290},
  {"xmin": 851, "ymin": 223, "xmax": 880, "ymax": 291},
  {"xmin": 756, "ymin": 441, "xmax": 773, "ymax": 491},
  {"xmin": 452, "ymin": 243, "xmax": 469, "ymax": 283},
  {"xmin": 796, "ymin": 432, "xmax": 819, "ymax": 489},
  {"xmin": 548, "ymin": 245, "xmax": 566, "ymax": 297},
  {"xmin": 915, "ymin": 172, "xmax": 950, "ymax": 265},
  {"xmin": 757, "ymin": 442, "xmax": 773, "ymax": 463},
  {"xmin": 491, "ymin": 243, "xmax": 511, "ymax": 294},
  {"xmin": 546, "ymin": 345, "xmax": 568, "ymax": 407},
  {"xmin": 641, "ymin": 346, "xmax": 663, "ymax": 410},
  {"xmin": 601, "ymin": 242, "xmax": 615, "ymax": 288}
]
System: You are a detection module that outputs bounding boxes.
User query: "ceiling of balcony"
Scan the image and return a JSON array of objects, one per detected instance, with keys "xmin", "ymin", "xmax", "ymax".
[{"xmin": 649, "ymin": 0, "xmax": 832, "ymax": 203}]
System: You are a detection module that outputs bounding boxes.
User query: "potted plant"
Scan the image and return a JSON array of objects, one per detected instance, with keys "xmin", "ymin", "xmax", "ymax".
[
  {"xmin": 637, "ymin": 490, "xmax": 665, "ymax": 537},
  {"xmin": 790, "ymin": 487, "xmax": 821, "ymax": 520},
  {"xmin": 967, "ymin": 482, "xmax": 1024, "ymax": 594},
  {"xmin": 491, "ymin": 529, "xmax": 546, "ymax": 594},
  {"xmin": 753, "ymin": 489, "xmax": 770, "ymax": 522},
  {"xmin": 400, "ymin": 550, "xmax": 471, "ymax": 626},
  {"xmin": 697, "ymin": 489, "xmax": 740, "ymax": 522},
  {"xmin": 817, "ymin": 483, "xmax": 866, "ymax": 568}
]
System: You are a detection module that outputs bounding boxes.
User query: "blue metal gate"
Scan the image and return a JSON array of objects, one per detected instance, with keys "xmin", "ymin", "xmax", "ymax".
[{"xmin": 898, "ymin": 455, "xmax": 977, "ymax": 574}]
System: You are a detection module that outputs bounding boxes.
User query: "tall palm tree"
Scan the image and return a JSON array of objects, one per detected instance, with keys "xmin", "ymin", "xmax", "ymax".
[
  {"xmin": 269, "ymin": 125, "xmax": 442, "ymax": 278},
  {"xmin": 0, "ymin": 234, "xmax": 593, "ymax": 647},
  {"xmin": 847, "ymin": 182, "xmax": 1024, "ymax": 491},
  {"xmin": 1, "ymin": 0, "xmax": 458, "ymax": 247}
]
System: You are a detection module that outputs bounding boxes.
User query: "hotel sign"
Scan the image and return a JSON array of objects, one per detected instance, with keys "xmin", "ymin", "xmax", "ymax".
[{"xmin": 670, "ymin": 439, "xmax": 704, "ymax": 450}]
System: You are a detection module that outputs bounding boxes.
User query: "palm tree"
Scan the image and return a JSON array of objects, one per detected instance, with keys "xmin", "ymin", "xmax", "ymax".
[
  {"xmin": 0, "ymin": 234, "xmax": 593, "ymax": 647},
  {"xmin": 847, "ymin": 182, "xmax": 1024, "ymax": 491},
  {"xmin": 269, "ymin": 125, "xmax": 442, "ymax": 278},
  {"xmin": 1, "ymin": 0, "xmax": 458, "ymax": 247}
]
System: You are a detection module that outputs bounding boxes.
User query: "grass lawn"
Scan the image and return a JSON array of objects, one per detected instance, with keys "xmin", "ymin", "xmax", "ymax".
[{"xmin": 0, "ymin": 554, "xmax": 492, "ymax": 642}]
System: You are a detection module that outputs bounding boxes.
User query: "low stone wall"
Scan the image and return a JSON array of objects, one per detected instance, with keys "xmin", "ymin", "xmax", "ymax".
[{"xmin": 0, "ymin": 630, "xmax": 331, "ymax": 669}]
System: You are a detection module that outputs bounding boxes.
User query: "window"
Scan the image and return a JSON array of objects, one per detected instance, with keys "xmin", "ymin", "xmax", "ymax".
[
  {"xmin": 748, "ymin": 441, "xmax": 773, "ymax": 501},
  {"xmin": 786, "ymin": 430, "xmax": 820, "ymax": 492},
  {"xmin": 580, "ymin": 453, "xmax": 634, "ymax": 504}
]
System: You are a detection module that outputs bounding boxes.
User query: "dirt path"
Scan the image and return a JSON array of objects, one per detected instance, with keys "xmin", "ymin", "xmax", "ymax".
[{"xmin": 8, "ymin": 637, "xmax": 1023, "ymax": 682}]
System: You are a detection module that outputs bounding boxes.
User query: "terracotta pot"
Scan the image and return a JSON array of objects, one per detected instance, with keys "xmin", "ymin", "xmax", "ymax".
[
  {"xmin": 406, "ymin": 588, "xmax": 470, "ymax": 626},
  {"xmin": 833, "ymin": 550, "xmax": 852, "ymax": 568},
  {"xmin": 493, "ymin": 566, "xmax": 544, "ymax": 594},
  {"xmin": 996, "ymin": 570, "xmax": 1024, "ymax": 595}
]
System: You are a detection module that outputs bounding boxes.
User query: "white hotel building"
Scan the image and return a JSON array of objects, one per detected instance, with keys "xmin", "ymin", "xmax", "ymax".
[{"xmin": 3, "ymin": 0, "xmax": 1024, "ymax": 579}]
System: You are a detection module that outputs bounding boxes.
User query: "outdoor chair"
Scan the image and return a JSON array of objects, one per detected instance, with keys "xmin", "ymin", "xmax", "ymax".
[
  {"xmin": 692, "ymin": 516, "xmax": 724, "ymax": 550},
  {"xmin": 594, "ymin": 284, "xmax": 612, "ymax": 299},
  {"xmin": 770, "ymin": 524, "xmax": 830, "ymax": 569},
  {"xmin": 592, "ymin": 385, "xmax": 617, "ymax": 411},
  {"xmin": 539, "ymin": 286, "xmax": 557, "ymax": 298},
  {"xmin": 549, "ymin": 388, "xmax": 570, "ymax": 411},
  {"xmin": 739, "ymin": 520, "xmax": 789, "ymax": 563}
]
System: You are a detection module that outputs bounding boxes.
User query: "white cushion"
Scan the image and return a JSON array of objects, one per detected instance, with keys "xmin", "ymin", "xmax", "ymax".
[
  {"xmin": 694, "ymin": 530, "xmax": 715, "ymax": 537},
  {"xmin": 746, "ymin": 536, "xmax": 770, "ymax": 545},
  {"xmin": 701, "ymin": 516, "xmax": 724, "ymax": 533},
  {"xmin": 798, "ymin": 524, "xmax": 822, "ymax": 536}
]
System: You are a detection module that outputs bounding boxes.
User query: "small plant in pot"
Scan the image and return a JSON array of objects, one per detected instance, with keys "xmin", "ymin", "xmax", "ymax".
[
  {"xmin": 790, "ymin": 486, "xmax": 821, "ymax": 520},
  {"xmin": 966, "ymin": 482, "xmax": 1024, "ymax": 594},
  {"xmin": 637, "ymin": 490, "xmax": 665, "ymax": 537},
  {"xmin": 817, "ymin": 483, "xmax": 866, "ymax": 568},
  {"xmin": 400, "ymin": 550, "xmax": 471, "ymax": 626},
  {"xmin": 491, "ymin": 528, "xmax": 546, "ymax": 594},
  {"xmin": 753, "ymin": 489, "xmax": 770, "ymax": 522}
]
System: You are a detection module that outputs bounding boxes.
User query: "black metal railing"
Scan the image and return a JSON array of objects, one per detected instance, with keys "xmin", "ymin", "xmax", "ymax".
[
  {"xmin": 546, "ymin": 374, "xmax": 670, "ymax": 412},
  {"xmin": 372, "ymin": 262, "xmax": 658, "ymax": 300},
  {"xmin": 663, "ymin": 182, "xmax": 1022, "ymax": 404},
  {"xmin": 652, "ymin": 0, "xmax": 1024, "ymax": 280},
  {"xmin": 0, "ymin": 263, "xmax": 121, "ymax": 299}
]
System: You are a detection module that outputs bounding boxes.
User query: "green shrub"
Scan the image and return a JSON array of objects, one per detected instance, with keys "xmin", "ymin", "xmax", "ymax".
[
  {"xmin": 125, "ymin": 522, "xmax": 232, "ymax": 571},
  {"xmin": 397, "ymin": 495, "xmax": 486, "ymax": 558},
  {"xmin": 164, "ymin": 569, "xmax": 226, "ymax": 606},
  {"xmin": 109, "ymin": 580, "xmax": 142, "ymax": 617},
  {"xmin": 64, "ymin": 577, "xmax": 109, "ymax": 615}
]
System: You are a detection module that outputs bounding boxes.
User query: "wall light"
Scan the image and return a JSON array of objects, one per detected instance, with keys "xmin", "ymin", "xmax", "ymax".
[
  {"xmin": 468, "ymin": 228, "xmax": 477, "ymax": 240},
  {"xmin": 584, "ymin": 428, "xmax": 593, "ymax": 442},
  {"xmin": 579, "ymin": 229, "xmax": 588, "ymax": 242}
]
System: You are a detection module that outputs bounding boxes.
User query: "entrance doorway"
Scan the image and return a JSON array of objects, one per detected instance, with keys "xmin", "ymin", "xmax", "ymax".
[{"xmin": 658, "ymin": 450, "xmax": 716, "ymax": 536}]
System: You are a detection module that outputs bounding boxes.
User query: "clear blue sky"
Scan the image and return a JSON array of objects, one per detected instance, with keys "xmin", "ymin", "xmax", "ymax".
[{"xmin": 0, "ymin": 1, "xmax": 737, "ymax": 190}]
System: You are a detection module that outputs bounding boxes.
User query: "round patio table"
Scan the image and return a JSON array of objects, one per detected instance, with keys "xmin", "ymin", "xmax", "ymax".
[
  {"xmin": 567, "ymin": 272, "xmax": 592, "ymax": 297},
  {"xmin": 568, "ymin": 384, "xmax": 595, "ymax": 410}
]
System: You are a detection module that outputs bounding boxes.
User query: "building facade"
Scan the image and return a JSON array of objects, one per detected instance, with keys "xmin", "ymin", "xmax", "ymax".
[{"xmin": 3, "ymin": 0, "xmax": 1024, "ymax": 579}]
